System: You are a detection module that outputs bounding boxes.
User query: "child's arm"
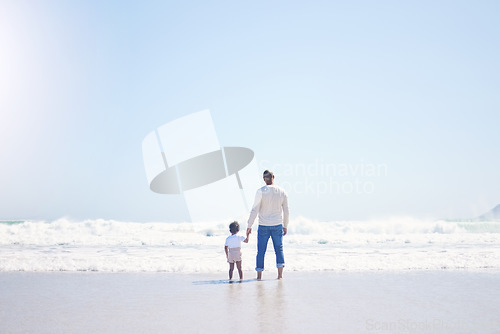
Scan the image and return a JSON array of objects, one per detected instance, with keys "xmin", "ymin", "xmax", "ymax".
[{"xmin": 224, "ymin": 245, "xmax": 229, "ymax": 258}]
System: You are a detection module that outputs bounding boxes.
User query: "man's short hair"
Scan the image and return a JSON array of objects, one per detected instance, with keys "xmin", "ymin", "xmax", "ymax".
[
  {"xmin": 229, "ymin": 221, "xmax": 240, "ymax": 234},
  {"xmin": 263, "ymin": 170, "xmax": 273, "ymax": 178}
]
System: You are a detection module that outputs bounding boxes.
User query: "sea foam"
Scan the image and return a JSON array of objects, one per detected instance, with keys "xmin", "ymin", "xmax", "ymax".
[{"xmin": 1, "ymin": 217, "xmax": 499, "ymax": 272}]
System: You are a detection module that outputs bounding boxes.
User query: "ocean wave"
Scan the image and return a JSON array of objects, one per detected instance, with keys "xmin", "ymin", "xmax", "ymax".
[
  {"xmin": 1, "ymin": 217, "xmax": 499, "ymax": 247},
  {"xmin": 1, "ymin": 217, "xmax": 499, "ymax": 272},
  {"xmin": 288, "ymin": 216, "xmax": 471, "ymax": 235}
]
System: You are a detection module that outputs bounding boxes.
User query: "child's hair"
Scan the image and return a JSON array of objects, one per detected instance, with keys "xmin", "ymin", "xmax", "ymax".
[{"xmin": 229, "ymin": 221, "xmax": 240, "ymax": 234}]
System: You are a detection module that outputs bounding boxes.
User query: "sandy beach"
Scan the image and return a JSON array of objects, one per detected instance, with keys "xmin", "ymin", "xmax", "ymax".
[{"xmin": 1, "ymin": 270, "xmax": 499, "ymax": 333}]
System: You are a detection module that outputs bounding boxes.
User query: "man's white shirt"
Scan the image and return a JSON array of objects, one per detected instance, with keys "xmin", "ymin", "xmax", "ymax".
[{"xmin": 247, "ymin": 184, "xmax": 289, "ymax": 229}]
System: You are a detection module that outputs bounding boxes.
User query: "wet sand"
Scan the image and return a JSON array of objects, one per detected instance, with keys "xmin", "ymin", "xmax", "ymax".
[{"xmin": 1, "ymin": 271, "xmax": 499, "ymax": 333}]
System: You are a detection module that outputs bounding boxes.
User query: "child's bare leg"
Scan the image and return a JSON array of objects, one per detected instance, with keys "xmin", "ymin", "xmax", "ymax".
[
  {"xmin": 236, "ymin": 261, "xmax": 243, "ymax": 280},
  {"xmin": 229, "ymin": 262, "xmax": 235, "ymax": 280}
]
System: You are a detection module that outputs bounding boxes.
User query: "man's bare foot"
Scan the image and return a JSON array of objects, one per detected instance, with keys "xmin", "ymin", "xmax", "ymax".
[
  {"xmin": 277, "ymin": 267, "xmax": 283, "ymax": 279},
  {"xmin": 257, "ymin": 271, "xmax": 262, "ymax": 280}
]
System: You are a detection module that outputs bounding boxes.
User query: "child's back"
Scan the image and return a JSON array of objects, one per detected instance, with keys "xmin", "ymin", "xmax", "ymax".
[{"xmin": 224, "ymin": 221, "xmax": 248, "ymax": 280}]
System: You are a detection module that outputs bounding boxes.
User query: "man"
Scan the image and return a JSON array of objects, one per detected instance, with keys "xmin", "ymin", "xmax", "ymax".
[{"xmin": 246, "ymin": 170, "xmax": 289, "ymax": 280}]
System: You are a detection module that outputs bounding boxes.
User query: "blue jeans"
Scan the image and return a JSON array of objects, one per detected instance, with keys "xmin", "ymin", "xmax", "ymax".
[{"xmin": 256, "ymin": 224, "xmax": 285, "ymax": 271}]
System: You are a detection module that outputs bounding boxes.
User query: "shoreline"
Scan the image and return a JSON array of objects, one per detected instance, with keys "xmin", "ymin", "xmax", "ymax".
[{"xmin": 1, "ymin": 266, "xmax": 500, "ymax": 274}]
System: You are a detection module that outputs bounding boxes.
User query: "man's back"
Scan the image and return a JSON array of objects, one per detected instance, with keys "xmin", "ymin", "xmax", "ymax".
[
  {"xmin": 248, "ymin": 184, "xmax": 289, "ymax": 228},
  {"xmin": 246, "ymin": 170, "xmax": 289, "ymax": 280}
]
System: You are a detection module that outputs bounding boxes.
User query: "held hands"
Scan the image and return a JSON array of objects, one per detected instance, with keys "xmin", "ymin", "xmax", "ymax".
[
  {"xmin": 283, "ymin": 227, "xmax": 287, "ymax": 236},
  {"xmin": 244, "ymin": 228, "xmax": 251, "ymax": 243}
]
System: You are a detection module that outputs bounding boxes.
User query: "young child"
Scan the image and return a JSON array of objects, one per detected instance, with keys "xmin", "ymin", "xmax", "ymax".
[{"xmin": 224, "ymin": 221, "xmax": 248, "ymax": 280}]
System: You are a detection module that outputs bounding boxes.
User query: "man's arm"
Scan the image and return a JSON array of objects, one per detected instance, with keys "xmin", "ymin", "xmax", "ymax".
[
  {"xmin": 246, "ymin": 190, "xmax": 262, "ymax": 236},
  {"xmin": 282, "ymin": 192, "xmax": 289, "ymax": 236}
]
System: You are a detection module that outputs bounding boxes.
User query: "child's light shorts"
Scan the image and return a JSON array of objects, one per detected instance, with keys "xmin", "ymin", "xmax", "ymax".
[{"xmin": 227, "ymin": 247, "xmax": 242, "ymax": 263}]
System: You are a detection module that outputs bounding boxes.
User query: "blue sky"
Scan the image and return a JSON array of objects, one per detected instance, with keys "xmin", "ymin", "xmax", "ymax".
[{"xmin": 1, "ymin": 0, "xmax": 499, "ymax": 222}]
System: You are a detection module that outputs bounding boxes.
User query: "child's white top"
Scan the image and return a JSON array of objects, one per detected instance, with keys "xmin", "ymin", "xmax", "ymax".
[{"xmin": 225, "ymin": 234, "xmax": 246, "ymax": 248}]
